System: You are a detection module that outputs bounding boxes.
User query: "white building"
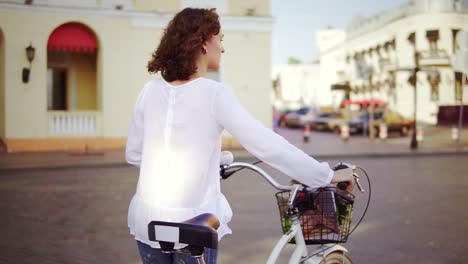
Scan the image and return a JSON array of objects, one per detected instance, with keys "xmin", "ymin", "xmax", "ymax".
[
  {"xmin": 318, "ymin": 0, "xmax": 468, "ymax": 125},
  {"xmin": 271, "ymin": 63, "xmax": 323, "ymax": 110}
]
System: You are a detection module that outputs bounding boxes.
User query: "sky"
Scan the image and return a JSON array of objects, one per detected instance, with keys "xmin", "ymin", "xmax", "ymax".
[{"xmin": 271, "ymin": 0, "xmax": 410, "ymax": 64}]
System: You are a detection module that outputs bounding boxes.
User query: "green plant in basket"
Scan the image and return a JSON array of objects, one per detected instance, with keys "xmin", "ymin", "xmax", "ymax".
[{"xmin": 281, "ymin": 216, "xmax": 291, "ymax": 232}]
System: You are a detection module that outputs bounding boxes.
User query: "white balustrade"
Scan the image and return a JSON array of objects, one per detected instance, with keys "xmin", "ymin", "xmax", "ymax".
[{"xmin": 48, "ymin": 111, "xmax": 101, "ymax": 136}]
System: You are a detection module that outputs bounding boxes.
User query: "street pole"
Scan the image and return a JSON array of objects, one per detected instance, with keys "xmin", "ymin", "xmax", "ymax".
[
  {"xmin": 458, "ymin": 72, "xmax": 465, "ymax": 144},
  {"xmin": 369, "ymin": 68, "xmax": 375, "ymax": 140},
  {"xmin": 410, "ymin": 51, "xmax": 420, "ymax": 149},
  {"xmin": 454, "ymin": 30, "xmax": 468, "ymax": 146}
]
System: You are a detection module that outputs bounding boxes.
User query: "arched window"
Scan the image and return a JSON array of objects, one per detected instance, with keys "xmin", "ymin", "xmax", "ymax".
[{"xmin": 47, "ymin": 23, "xmax": 98, "ymax": 111}]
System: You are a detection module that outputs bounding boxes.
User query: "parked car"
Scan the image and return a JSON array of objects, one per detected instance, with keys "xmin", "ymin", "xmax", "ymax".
[
  {"xmin": 309, "ymin": 112, "xmax": 344, "ymax": 132},
  {"xmin": 348, "ymin": 111, "xmax": 382, "ymax": 135},
  {"xmin": 282, "ymin": 107, "xmax": 318, "ymax": 128},
  {"xmin": 380, "ymin": 110, "xmax": 414, "ymax": 136},
  {"xmin": 348, "ymin": 110, "xmax": 413, "ymax": 137},
  {"xmin": 277, "ymin": 109, "xmax": 292, "ymax": 127}
]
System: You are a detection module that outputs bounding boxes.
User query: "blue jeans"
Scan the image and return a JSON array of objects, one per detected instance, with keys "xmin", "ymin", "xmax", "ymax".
[{"xmin": 136, "ymin": 241, "xmax": 218, "ymax": 264}]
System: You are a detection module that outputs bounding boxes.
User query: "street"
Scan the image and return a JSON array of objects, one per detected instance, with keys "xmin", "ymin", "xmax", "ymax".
[
  {"xmin": 1, "ymin": 2, "xmax": 467, "ymax": 264},
  {"xmin": 0, "ymin": 155, "xmax": 467, "ymax": 263}
]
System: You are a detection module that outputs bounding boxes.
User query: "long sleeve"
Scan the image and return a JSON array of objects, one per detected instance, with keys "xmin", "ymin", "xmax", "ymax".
[
  {"xmin": 125, "ymin": 85, "xmax": 148, "ymax": 167},
  {"xmin": 212, "ymin": 84, "xmax": 333, "ymax": 188}
]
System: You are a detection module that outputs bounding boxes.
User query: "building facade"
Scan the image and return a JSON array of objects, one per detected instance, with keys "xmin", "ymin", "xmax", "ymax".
[
  {"xmin": 271, "ymin": 63, "xmax": 323, "ymax": 111},
  {"xmin": 0, "ymin": 0, "xmax": 273, "ymax": 151},
  {"xmin": 318, "ymin": 0, "xmax": 468, "ymax": 125}
]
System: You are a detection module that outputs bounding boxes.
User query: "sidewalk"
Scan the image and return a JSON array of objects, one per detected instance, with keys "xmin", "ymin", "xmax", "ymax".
[{"xmin": 1, "ymin": 125, "xmax": 467, "ymax": 171}]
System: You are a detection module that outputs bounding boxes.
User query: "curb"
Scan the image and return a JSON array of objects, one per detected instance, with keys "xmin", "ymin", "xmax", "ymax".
[{"xmin": 1, "ymin": 149, "xmax": 467, "ymax": 172}]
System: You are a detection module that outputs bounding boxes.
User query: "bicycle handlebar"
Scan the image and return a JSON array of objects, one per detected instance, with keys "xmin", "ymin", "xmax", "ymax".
[
  {"xmin": 220, "ymin": 154, "xmax": 366, "ymax": 212},
  {"xmin": 221, "ymin": 159, "xmax": 364, "ymax": 193},
  {"xmin": 221, "ymin": 161, "xmax": 302, "ymax": 208}
]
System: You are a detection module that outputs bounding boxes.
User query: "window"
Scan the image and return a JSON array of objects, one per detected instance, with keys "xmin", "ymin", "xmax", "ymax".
[
  {"xmin": 454, "ymin": 72, "xmax": 466, "ymax": 101},
  {"xmin": 353, "ymin": 51, "xmax": 369, "ymax": 79},
  {"xmin": 383, "ymin": 41, "xmax": 391, "ymax": 52},
  {"xmin": 47, "ymin": 23, "xmax": 97, "ymax": 111},
  {"xmin": 426, "ymin": 69, "xmax": 440, "ymax": 101},
  {"xmin": 407, "ymin": 32, "xmax": 416, "ymax": 46},
  {"xmin": 47, "ymin": 68, "xmax": 68, "ymax": 110},
  {"xmin": 426, "ymin": 30, "xmax": 439, "ymax": 51},
  {"xmin": 452, "ymin": 29, "xmax": 460, "ymax": 53},
  {"xmin": 453, "ymin": 0, "xmax": 463, "ymax": 11}
]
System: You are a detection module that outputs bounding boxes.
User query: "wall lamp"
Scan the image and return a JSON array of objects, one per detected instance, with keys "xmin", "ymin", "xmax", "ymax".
[{"xmin": 22, "ymin": 43, "xmax": 35, "ymax": 83}]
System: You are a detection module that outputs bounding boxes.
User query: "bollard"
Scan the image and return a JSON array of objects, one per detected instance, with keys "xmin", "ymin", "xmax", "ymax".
[
  {"xmin": 452, "ymin": 127, "xmax": 460, "ymax": 141},
  {"xmin": 341, "ymin": 123, "xmax": 349, "ymax": 142},
  {"xmin": 416, "ymin": 126, "xmax": 424, "ymax": 142},
  {"xmin": 379, "ymin": 123, "xmax": 388, "ymax": 140},
  {"xmin": 303, "ymin": 124, "xmax": 310, "ymax": 143}
]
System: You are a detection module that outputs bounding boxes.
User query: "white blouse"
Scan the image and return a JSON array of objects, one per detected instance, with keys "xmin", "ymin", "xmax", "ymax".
[{"xmin": 125, "ymin": 77, "xmax": 333, "ymax": 248}]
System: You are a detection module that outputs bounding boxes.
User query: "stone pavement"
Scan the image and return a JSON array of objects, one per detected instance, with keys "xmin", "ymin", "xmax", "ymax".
[{"xmin": 0, "ymin": 125, "xmax": 467, "ymax": 171}]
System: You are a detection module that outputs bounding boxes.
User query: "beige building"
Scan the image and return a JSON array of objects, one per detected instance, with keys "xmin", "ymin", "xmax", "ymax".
[
  {"xmin": 318, "ymin": 0, "xmax": 468, "ymax": 125},
  {"xmin": 0, "ymin": 0, "xmax": 273, "ymax": 152}
]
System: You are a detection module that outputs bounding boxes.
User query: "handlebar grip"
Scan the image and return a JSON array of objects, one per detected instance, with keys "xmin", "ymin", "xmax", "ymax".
[
  {"xmin": 333, "ymin": 162, "xmax": 353, "ymax": 191},
  {"xmin": 333, "ymin": 163, "xmax": 351, "ymax": 171},
  {"xmin": 337, "ymin": 182, "xmax": 349, "ymax": 190},
  {"xmin": 220, "ymin": 166, "xmax": 236, "ymax": 180}
]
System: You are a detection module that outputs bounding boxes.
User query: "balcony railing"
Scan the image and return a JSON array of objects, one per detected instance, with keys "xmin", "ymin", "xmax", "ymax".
[
  {"xmin": 419, "ymin": 50, "xmax": 451, "ymax": 67},
  {"xmin": 48, "ymin": 111, "xmax": 101, "ymax": 137},
  {"xmin": 379, "ymin": 57, "xmax": 400, "ymax": 72}
]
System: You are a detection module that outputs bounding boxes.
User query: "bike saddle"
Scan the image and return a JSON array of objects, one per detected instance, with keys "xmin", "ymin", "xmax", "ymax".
[
  {"xmin": 148, "ymin": 213, "xmax": 219, "ymax": 252},
  {"xmin": 183, "ymin": 213, "xmax": 220, "ymax": 230}
]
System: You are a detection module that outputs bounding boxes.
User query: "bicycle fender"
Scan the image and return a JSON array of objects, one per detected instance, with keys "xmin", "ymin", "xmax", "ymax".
[
  {"xmin": 301, "ymin": 245, "xmax": 348, "ymax": 264},
  {"xmin": 322, "ymin": 244, "xmax": 348, "ymax": 256}
]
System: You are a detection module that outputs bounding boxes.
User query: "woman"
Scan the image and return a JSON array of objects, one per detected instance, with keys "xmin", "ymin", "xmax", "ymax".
[{"xmin": 126, "ymin": 8, "xmax": 353, "ymax": 264}]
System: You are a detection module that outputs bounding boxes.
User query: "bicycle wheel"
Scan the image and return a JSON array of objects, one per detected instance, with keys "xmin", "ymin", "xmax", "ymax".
[{"xmin": 320, "ymin": 252, "xmax": 352, "ymax": 264}]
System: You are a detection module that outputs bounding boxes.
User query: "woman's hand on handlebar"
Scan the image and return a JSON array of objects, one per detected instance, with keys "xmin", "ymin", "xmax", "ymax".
[{"xmin": 331, "ymin": 167, "xmax": 355, "ymax": 192}]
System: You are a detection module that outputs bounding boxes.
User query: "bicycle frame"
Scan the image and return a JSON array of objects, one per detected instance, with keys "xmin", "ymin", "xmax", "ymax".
[
  {"xmin": 223, "ymin": 161, "xmax": 349, "ymax": 264},
  {"xmin": 267, "ymin": 218, "xmax": 348, "ymax": 264},
  {"xmin": 267, "ymin": 218, "xmax": 306, "ymax": 264}
]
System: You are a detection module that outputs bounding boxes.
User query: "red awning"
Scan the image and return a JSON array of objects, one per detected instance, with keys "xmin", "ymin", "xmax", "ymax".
[
  {"xmin": 342, "ymin": 100, "xmax": 353, "ymax": 106},
  {"xmin": 342, "ymin": 99, "xmax": 387, "ymax": 107},
  {"xmin": 343, "ymin": 100, "xmax": 363, "ymax": 106},
  {"xmin": 48, "ymin": 23, "xmax": 97, "ymax": 53},
  {"xmin": 360, "ymin": 99, "xmax": 386, "ymax": 106}
]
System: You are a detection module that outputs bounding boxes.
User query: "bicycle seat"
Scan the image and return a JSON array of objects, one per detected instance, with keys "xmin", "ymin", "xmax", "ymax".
[
  {"xmin": 183, "ymin": 213, "xmax": 220, "ymax": 230},
  {"xmin": 148, "ymin": 213, "xmax": 219, "ymax": 251}
]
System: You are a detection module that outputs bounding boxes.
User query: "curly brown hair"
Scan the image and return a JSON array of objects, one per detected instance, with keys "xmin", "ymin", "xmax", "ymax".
[{"xmin": 147, "ymin": 8, "xmax": 220, "ymax": 82}]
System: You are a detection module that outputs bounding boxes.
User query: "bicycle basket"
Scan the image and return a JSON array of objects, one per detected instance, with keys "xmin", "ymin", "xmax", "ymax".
[{"xmin": 275, "ymin": 187, "xmax": 354, "ymax": 245}]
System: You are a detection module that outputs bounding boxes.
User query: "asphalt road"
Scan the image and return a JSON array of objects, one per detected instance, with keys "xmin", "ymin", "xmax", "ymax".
[
  {"xmin": 0, "ymin": 155, "xmax": 466, "ymax": 264},
  {"xmin": 220, "ymin": 155, "xmax": 468, "ymax": 264}
]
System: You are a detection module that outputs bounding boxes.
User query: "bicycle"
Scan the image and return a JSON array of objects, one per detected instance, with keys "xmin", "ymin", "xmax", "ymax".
[{"xmin": 147, "ymin": 151, "xmax": 370, "ymax": 264}]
